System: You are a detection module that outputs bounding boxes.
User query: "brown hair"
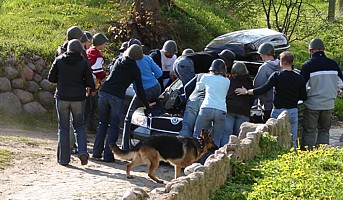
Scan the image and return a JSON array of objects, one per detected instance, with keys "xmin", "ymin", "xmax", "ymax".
[{"xmin": 279, "ymin": 51, "xmax": 294, "ymax": 65}]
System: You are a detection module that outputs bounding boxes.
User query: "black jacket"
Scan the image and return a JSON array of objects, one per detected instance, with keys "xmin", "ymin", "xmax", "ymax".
[
  {"xmin": 48, "ymin": 52, "xmax": 95, "ymax": 101},
  {"xmin": 100, "ymin": 56, "xmax": 149, "ymax": 108},
  {"xmin": 226, "ymin": 74, "xmax": 255, "ymax": 117}
]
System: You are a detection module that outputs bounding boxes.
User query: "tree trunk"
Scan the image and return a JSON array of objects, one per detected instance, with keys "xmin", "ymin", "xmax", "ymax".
[
  {"xmin": 130, "ymin": 0, "xmax": 162, "ymax": 47},
  {"xmin": 328, "ymin": 0, "xmax": 336, "ymax": 21},
  {"xmin": 339, "ymin": 0, "xmax": 343, "ymax": 15}
]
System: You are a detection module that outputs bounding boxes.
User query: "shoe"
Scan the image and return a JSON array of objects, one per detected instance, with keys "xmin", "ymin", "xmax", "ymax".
[
  {"xmin": 59, "ymin": 162, "xmax": 69, "ymax": 166},
  {"xmin": 165, "ymin": 90, "xmax": 179, "ymax": 110},
  {"xmin": 79, "ymin": 154, "xmax": 89, "ymax": 165}
]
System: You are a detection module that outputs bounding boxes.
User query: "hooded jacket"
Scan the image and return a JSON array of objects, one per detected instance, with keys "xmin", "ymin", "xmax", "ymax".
[
  {"xmin": 48, "ymin": 52, "xmax": 95, "ymax": 101},
  {"xmin": 100, "ymin": 56, "xmax": 149, "ymax": 108},
  {"xmin": 226, "ymin": 74, "xmax": 255, "ymax": 117},
  {"xmin": 253, "ymin": 59, "xmax": 281, "ymax": 111}
]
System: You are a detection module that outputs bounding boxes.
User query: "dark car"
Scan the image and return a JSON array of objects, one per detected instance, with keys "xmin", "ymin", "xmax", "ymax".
[
  {"xmin": 205, "ymin": 28, "xmax": 290, "ymax": 77},
  {"xmin": 124, "ymin": 28, "xmax": 294, "ymax": 147}
]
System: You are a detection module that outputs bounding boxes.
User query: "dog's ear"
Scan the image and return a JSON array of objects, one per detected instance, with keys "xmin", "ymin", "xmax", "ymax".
[{"xmin": 199, "ymin": 128, "xmax": 206, "ymax": 138}]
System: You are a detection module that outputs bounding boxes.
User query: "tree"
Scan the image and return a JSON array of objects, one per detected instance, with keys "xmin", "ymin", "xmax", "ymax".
[
  {"xmin": 340, "ymin": 0, "xmax": 343, "ymax": 15},
  {"xmin": 328, "ymin": 0, "xmax": 336, "ymax": 21},
  {"xmin": 109, "ymin": 0, "xmax": 172, "ymax": 48},
  {"xmin": 261, "ymin": 0, "xmax": 303, "ymax": 41}
]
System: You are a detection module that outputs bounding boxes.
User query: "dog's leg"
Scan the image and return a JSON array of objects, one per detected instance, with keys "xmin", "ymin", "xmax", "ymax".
[
  {"xmin": 148, "ymin": 160, "xmax": 163, "ymax": 184},
  {"xmin": 174, "ymin": 165, "xmax": 182, "ymax": 179},
  {"xmin": 126, "ymin": 157, "xmax": 144, "ymax": 179}
]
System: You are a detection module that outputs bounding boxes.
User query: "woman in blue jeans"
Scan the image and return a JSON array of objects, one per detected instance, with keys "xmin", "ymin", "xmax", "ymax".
[
  {"xmin": 92, "ymin": 44, "xmax": 150, "ymax": 162},
  {"xmin": 235, "ymin": 51, "xmax": 307, "ymax": 150},
  {"xmin": 193, "ymin": 59, "xmax": 230, "ymax": 147},
  {"xmin": 48, "ymin": 39, "xmax": 95, "ymax": 166}
]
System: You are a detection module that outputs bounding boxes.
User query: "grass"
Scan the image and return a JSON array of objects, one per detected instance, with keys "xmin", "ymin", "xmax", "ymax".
[
  {"xmin": 0, "ymin": 110, "xmax": 57, "ymax": 132},
  {"xmin": 0, "ymin": 0, "xmax": 125, "ymax": 62},
  {"xmin": 0, "ymin": 149, "xmax": 13, "ymax": 170}
]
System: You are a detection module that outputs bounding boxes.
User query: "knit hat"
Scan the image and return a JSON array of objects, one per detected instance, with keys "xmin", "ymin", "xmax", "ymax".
[
  {"xmin": 80, "ymin": 33, "xmax": 89, "ymax": 43},
  {"xmin": 162, "ymin": 40, "xmax": 178, "ymax": 53},
  {"xmin": 125, "ymin": 44, "xmax": 143, "ymax": 60},
  {"xmin": 67, "ymin": 26, "xmax": 84, "ymax": 40},
  {"xmin": 93, "ymin": 33, "xmax": 109, "ymax": 46},
  {"xmin": 84, "ymin": 31, "xmax": 93, "ymax": 40},
  {"xmin": 67, "ymin": 39, "xmax": 85, "ymax": 53},
  {"xmin": 119, "ymin": 41, "xmax": 128, "ymax": 52},
  {"xmin": 128, "ymin": 38, "xmax": 142, "ymax": 47},
  {"xmin": 182, "ymin": 48, "xmax": 194, "ymax": 55}
]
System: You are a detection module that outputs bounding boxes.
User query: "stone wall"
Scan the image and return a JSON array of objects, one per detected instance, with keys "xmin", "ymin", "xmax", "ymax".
[
  {"xmin": 0, "ymin": 55, "xmax": 55, "ymax": 115},
  {"xmin": 123, "ymin": 111, "xmax": 292, "ymax": 200}
]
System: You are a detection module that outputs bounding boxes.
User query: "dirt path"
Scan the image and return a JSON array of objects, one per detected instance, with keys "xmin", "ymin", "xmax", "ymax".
[
  {"xmin": 0, "ymin": 127, "xmax": 175, "ymax": 200},
  {"xmin": 0, "ymin": 124, "xmax": 342, "ymax": 200}
]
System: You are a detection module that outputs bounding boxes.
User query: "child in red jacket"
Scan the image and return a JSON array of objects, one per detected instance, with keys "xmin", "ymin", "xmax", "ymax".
[{"xmin": 86, "ymin": 33, "xmax": 108, "ymax": 89}]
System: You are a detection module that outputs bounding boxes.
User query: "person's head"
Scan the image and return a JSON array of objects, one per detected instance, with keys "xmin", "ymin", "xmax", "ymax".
[
  {"xmin": 66, "ymin": 26, "xmax": 84, "ymax": 41},
  {"xmin": 218, "ymin": 49, "xmax": 235, "ymax": 68},
  {"xmin": 128, "ymin": 38, "xmax": 142, "ymax": 47},
  {"xmin": 123, "ymin": 44, "xmax": 143, "ymax": 60},
  {"xmin": 231, "ymin": 62, "xmax": 249, "ymax": 75},
  {"xmin": 308, "ymin": 38, "xmax": 325, "ymax": 55},
  {"xmin": 84, "ymin": 31, "xmax": 93, "ymax": 49},
  {"xmin": 162, "ymin": 40, "xmax": 178, "ymax": 58},
  {"xmin": 80, "ymin": 33, "xmax": 89, "ymax": 45},
  {"xmin": 257, "ymin": 42, "xmax": 275, "ymax": 61},
  {"xmin": 119, "ymin": 41, "xmax": 129, "ymax": 53},
  {"xmin": 279, "ymin": 51, "xmax": 294, "ymax": 69},
  {"xmin": 182, "ymin": 48, "xmax": 194, "ymax": 56},
  {"xmin": 93, "ymin": 33, "xmax": 109, "ymax": 50},
  {"xmin": 67, "ymin": 39, "xmax": 85, "ymax": 54},
  {"xmin": 209, "ymin": 59, "xmax": 226, "ymax": 76}
]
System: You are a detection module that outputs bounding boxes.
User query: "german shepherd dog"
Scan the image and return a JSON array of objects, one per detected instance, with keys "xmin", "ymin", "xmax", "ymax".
[{"xmin": 110, "ymin": 129, "xmax": 217, "ymax": 183}]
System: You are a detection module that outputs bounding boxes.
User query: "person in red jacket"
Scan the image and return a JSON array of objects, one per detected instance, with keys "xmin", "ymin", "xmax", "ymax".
[{"xmin": 86, "ymin": 33, "xmax": 108, "ymax": 89}]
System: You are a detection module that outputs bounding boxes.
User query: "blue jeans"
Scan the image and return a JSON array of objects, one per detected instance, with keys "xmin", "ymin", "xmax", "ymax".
[
  {"xmin": 93, "ymin": 91, "xmax": 125, "ymax": 161},
  {"xmin": 121, "ymin": 84, "xmax": 161, "ymax": 150},
  {"xmin": 301, "ymin": 108, "xmax": 333, "ymax": 150},
  {"xmin": 179, "ymin": 98, "xmax": 203, "ymax": 137},
  {"xmin": 221, "ymin": 112, "xmax": 250, "ymax": 146},
  {"xmin": 56, "ymin": 100, "xmax": 87, "ymax": 165},
  {"xmin": 173, "ymin": 57, "xmax": 195, "ymax": 86},
  {"xmin": 193, "ymin": 108, "xmax": 226, "ymax": 147},
  {"xmin": 271, "ymin": 108, "xmax": 298, "ymax": 150}
]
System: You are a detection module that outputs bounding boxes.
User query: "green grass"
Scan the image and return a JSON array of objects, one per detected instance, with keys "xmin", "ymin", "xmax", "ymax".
[
  {"xmin": 0, "ymin": 149, "xmax": 13, "ymax": 170},
  {"xmin": 0, "ymin": 0, "xmax": 125, "ymax": 62},
  {"xmin": 0, "ymin": 110, "xmax": 57, "ymax": 131}
]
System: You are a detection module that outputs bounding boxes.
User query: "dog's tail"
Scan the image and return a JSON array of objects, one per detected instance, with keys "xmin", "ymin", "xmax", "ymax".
[{"xmin": 109, "ymin": 143, "xmax": 136, "ymax": 161}]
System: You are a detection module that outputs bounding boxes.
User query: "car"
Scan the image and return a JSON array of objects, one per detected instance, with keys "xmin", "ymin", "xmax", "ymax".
[
  {"xmin": 124, "ymin": 28, "xmax": 294, "ymax": 147},
  {"xmin": 205, "ymin": 28, "xmax": 290, "ymax": 77}
]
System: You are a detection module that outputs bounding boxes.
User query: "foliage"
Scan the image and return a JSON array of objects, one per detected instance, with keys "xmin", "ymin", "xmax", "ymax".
[
  {"xmin": 0, "ymin": 149, "xmax": 13, "ymax": 170},
  {"xmin": 211, "ymin": 135, "xmax": 343, "ymax": 199},
  {"xmin": 334, "ymin": 97, "xmax": 343, "ymax": 120}
]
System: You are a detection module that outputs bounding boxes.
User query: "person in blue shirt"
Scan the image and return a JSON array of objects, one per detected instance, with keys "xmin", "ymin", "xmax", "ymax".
[
  {"xmin": 193, "ymin": 59, "xmax": 230, "ymax": 147},
  {"xmin": 121, "ymin": 39, "xmax": 163, "ymax": 151}
]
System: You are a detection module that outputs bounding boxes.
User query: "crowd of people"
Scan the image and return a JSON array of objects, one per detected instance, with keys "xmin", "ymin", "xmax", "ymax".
[{"xmin": 48, "ymin": 25, "xmax": 343, "ymax": 166}]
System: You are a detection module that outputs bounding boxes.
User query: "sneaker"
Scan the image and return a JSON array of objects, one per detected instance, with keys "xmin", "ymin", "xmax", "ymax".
[
  {"xmin": 79, "ymin": 154, "xmax": 89, "ymax": 165},
  {"xmin": 165, "ymin": 90, "xmax": 179, "ymax": 110}
]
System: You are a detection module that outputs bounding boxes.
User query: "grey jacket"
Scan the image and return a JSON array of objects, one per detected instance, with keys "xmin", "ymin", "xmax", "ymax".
[{"xmin": 253, "ymin": 59, "xmax": 281, "ymax": 111}]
